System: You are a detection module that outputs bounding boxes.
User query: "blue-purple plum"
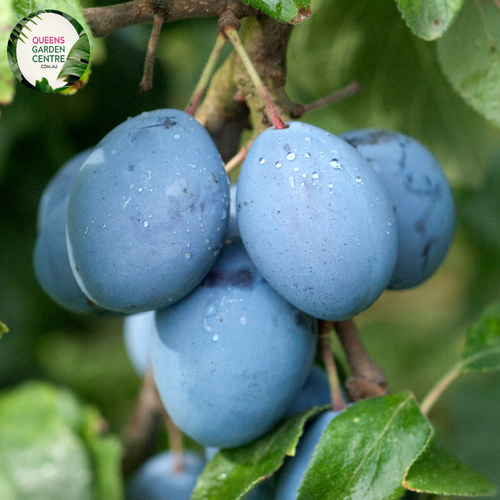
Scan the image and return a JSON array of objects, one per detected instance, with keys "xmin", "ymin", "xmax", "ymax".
[
  {"xmin": 284, "ymin": 364, "xmax": 332, "ymax": 417},
  {"xmin": 125, "ymin": 450, "xmax": 205, "ymax": 500},
  {"xmin": 236, "ymin": 122, "xmax": 398, "ymax": 321},
  {"xmin": 243, "ymin": 479, "xmax": 276, "ymax": 500},
  {"xmin": 36, "ymin": 148, "xmax": 94, "ymax": 233},
  {"xmin": 275, "ymin": 410, "xmax": 340, "ymax": 500},
  {"xmin": 33, "ymin": 197, "xmax": 111, "ymax": 315},
  {"xmin": 150, "ymin": 238, "xmax": 318, "ymax": 448},
  {"xmin": 340, "ymin": 129, "xmax": 455, "ymax": 289},
  {"xmin": 123, "ymin": 311, "xmax": 155, "ymax": 375},
  {"xmin": 67, "ymin": 109, "xmax": 230, "ymax": 313}
]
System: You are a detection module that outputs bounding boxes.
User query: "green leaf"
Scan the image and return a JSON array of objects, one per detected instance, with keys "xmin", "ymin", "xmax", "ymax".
[
  {"xmin": 191, "ymin": 405, "xmax": 329, "ymax": 500},
  {"xmin": 0, "ymin": 381, "xmax": 123, "ymax": 500},
  {"xmin": 81, "ymin": 407, "xmax": 124, "ymax": 500},
  {"xmin": 296, "ymin": 393, "xmax": 433, "ymax": 500},
  {"xmin": 0, "ymin": 381, "xmax": 93, "ymax": 500},
  {"xmin": 0, "ymin": 321, "xmax": 8, "ymax": 338},
  {"xmin": 13, "ymin": 0, "xmax": 88, "ymax": 28},
  {"xmin": 395, "ymin": 0, "xmax": 464, "ymax": 40},
  {"xmin": 437, "ymin": 0, "xmax": 500, "ymax": 128},
  {"xmin": 57, "ymin": 33, "xmax": 90, "ymax": 82},
  {"xmin": 404, "ymin": 431, "xmax": 498, "ymax": 496},
  {"xmin": 35, "ymin": 77, "xmax": 54, "ymax": 93},
  {"xmin": 59, "ymin": 57, "xmax": 88, "ymax": 80},
  {"xmin": 0, "ymin": 0, "xmax": 15, "ymax": 106},
  {"xmin": 241, "ymin": 0, "xmax": 312, "ymax": 24},
  {"xmin": 67, "ymin": 31, "xmax": 89, "ymax": 61},
  {"xmin": 461, "ymin": 301, "xmax": 500, "ymax": 372}
]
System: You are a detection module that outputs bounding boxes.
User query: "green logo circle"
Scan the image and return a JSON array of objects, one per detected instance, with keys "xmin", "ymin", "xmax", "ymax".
[{"xmin": 7, "ymin": 10, "xmax": 91, "ymax": 93}]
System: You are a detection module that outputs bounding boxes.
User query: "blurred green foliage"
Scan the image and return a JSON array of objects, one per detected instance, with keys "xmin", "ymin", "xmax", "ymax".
[
  {"xmin": 1, "ymin": 0, "xmax": 500, "ymax": 497},
  {"xmin": 0, "ymin": 381, "xmax": 123, "ymax": 499}
]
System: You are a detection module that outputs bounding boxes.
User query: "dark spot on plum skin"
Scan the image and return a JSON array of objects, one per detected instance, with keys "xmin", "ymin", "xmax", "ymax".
[
  {"xmin": 343, "ymin": 130, "xmax": 396, "ymax": 147},
  {"xmin": 169, "ymin": 210, "xmax": 182, "ymax": 222},
  {"xmin": 421, "ymin": 236, "xmax": 439, "ymax": 269},
  {"xmin": 128, "ymin": 164, "xmax": 135, "ymax": 171},
  {"xmin": 202, "ymin": 268, "xmax": 255, "ymax": 288},
  {"xmin": 294, "ymin": 311, "xmax": 311, "ymax": 329},
  {"xmin": 161, "ymin": 117, "xmax": 177, "ymax": 129},
  {"xmin": 144, "ymin": 117, "xmax": 177, "ymax": 129},
  {"xmin": 130, "ymin": 118, "xmax": 179, "ymax": 142},
  {"xmin": 414, "ymin": 219, "xmax": 426, "ymax": 234},
  {"xmin": 398, "ymin": 140, "xmax": 407, "ymax": 170},
  {"xmin": 404, "ymin": 175, "xmax": 440, "ymax": 198}
]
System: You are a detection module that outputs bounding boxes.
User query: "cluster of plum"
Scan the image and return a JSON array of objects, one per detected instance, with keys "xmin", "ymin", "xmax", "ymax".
[{"xmin": 33, "ymin": 108, "xmax": 455, "ymax": 499}]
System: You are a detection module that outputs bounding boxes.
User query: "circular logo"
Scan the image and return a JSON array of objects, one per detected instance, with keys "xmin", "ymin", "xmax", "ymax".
[{"xmin": 7, "ymin": 10, "xmax": 91, "ymax": 93}]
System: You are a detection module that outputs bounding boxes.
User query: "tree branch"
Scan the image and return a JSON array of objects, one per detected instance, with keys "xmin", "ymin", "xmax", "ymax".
[{"xmin": 83, "ymin": 0, "xmax": 259, "ymax": 38}]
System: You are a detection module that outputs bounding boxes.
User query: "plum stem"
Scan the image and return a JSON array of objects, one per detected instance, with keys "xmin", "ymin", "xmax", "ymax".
[
  {"xmin": 185, "ymin": 33, "xmax": 227, "ymax": 117},
  {"xmin": 334, "ymin": 319, "xmax": 388, "ymax": 401},
  {"xmin": 291, "ymin": 80, "xmax": 362, "ymax": 118},
  {"xmin": 319, "ymin": 320, "xmax": 346, "ymax": 412},
  {"xmin": 165, "ymin": 414, "xmax": 185, "ymax": 472},
  {"xmin": 139, "ymin": 14, "xmax": 163, "ymax": 92},
  {"xmin": 121, "ymin": 367, "xmax": 166, "ymax": 477},
  {"xmin": 420, "ymin": 363, "xmax": 461, "ymax": 416},
  {"xmin": 224, "ymin": 26, "xmax": 287, "ymax": 130},
  {"xmin": 224, "ymin": 141, "xmax": 250, "ymax": 174}
]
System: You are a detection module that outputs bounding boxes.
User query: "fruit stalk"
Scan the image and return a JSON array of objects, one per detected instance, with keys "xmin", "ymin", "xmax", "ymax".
[
  {"xmin": 164, "ymin": 414, "xmax": 185, "ymax": 472},
  {"xmin": 185, "ymin": 33, "xmax": 227, "ymax": 116},
  {"xmin": 334, "ymin": 319, "xmax": 388, "ymax": 401},
  {"xmin": 291, "ymin": 80, "xmax": 363, "ymax": 118},
  {"xmin": 224, "ymin": 142, "xmax": 249, "ymax": 174},
  {"xmin": 224, "ymin": 26, "xmax": 287, "ymax": 130},
  {"xmin": 122, "ymin": 368, "xmax": 166, "ymax": 477},
  {"xmin": 319, "ymin": 320, "xmax": 346, "ymax": 412},
  {"xmin": 139, "ymin": 14, "xmax": 164, "ymax": 92}
]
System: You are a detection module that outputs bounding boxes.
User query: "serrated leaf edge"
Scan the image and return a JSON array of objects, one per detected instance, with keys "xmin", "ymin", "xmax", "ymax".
[
  {"xmin": 343, "ymin": 393, "xmax": 430, "ymax": 497},
  {"xmin": 232, "ymin": 406, "xmax": 332, "ymax": 500},
  {"xmin": 192, "ymin": 405, "xmax": 330, "ymax": 500},
  {"xmin": 296, "ymin": 393, "xmax": 433, "ymax": 500},
  {"xmin": 401, "ymin": 421, "xmax": 436, "ymax": 491},
  {"xmin": 402, "ymin": 432, "xmax": 498, "ymax": 497}
]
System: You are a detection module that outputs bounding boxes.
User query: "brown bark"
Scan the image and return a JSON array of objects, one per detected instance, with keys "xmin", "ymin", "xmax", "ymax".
[{"xmin": 84, "ymin": 0, "xmax": 259, "ymax": 38}]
